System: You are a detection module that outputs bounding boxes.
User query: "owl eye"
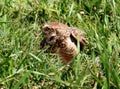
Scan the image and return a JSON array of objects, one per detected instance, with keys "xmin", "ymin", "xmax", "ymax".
[
  {"xmin": 44, "ymin": 27, "xmax": 50, "ymax": 31},
  {"xmin": 42, "ymin": 27, "xmax": 50, "ymax": 34},
  {"xmin": 46, "ymin": 28, "xmax": 50, "ymax": 31}
]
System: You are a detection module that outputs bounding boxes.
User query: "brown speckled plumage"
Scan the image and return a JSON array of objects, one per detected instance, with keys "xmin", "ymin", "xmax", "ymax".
[{"xmin": 40, "ymin": 22, "xmax": 86, "ymax": 64}]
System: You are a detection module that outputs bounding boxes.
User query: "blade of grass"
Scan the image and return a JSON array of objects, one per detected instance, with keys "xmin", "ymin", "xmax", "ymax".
[{"xmin": 13, "ymin": 71, "xmax": 30, "ymax": 89}]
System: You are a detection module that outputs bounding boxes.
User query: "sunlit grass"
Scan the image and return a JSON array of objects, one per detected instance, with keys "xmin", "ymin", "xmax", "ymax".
[{"xmin": 0, "ymin": 0, "xmax": 120, "ymax": 88}]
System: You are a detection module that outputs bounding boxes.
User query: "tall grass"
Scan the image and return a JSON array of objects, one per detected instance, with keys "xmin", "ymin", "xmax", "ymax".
[{"xmin": 0, "ymin": 0, "xmax": 120, "ymax": 88}]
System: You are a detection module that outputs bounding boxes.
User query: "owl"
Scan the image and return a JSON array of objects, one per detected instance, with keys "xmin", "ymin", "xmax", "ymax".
[{"xmin": 40, "ymin": 22, "xmax": 86, "ymax": 64}]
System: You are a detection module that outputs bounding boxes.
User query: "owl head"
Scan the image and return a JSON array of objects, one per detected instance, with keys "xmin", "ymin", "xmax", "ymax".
[
  {"xmin": 42, "ymin": 22, "xmax": 70, "ymax": 46},
  {"xmin": 42, "ymin": 24, "xmax": 58, "ymax": 46}
]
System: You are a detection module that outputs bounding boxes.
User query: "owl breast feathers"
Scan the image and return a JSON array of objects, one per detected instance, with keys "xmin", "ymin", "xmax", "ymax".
[{"xmin": 40, "ymin": 22, "xmax": 86, "ymax": 64}]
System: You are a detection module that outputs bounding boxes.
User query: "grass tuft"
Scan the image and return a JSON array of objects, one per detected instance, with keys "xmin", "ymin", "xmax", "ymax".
[{"xmin": 0, "ymin": 0, "xmax": 120, "ymax": 88}]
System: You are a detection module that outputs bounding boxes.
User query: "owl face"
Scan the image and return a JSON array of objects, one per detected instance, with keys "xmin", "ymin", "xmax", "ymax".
[{"xmin": 42, "ymin": 25, "xmax": 58, "ymax": 46}]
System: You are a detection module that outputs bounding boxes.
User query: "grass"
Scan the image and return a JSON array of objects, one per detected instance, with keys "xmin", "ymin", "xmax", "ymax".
[{"xmin": 0, "ymin": 0, "xmax": 120, "ymax": 89}]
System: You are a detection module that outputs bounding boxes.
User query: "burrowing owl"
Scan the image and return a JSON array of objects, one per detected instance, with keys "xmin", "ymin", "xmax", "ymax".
[{"xmin": 40, "ymin": 22, "xmax": 86, "ymax": 64}]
